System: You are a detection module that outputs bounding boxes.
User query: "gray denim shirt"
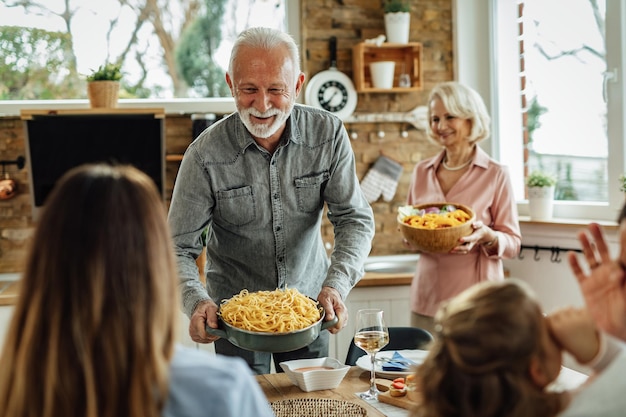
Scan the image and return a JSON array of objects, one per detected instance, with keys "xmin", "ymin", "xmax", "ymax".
[{"xmin": 168, "ymin": 104, "xmax": 375, "ymax": 317}]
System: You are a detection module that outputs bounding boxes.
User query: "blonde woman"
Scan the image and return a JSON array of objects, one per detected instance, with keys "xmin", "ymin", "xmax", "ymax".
[
  {"xmin": 0, "ymin": 164, "xmax": 273, "ymax": 417},
  {"xmin": 405, "ymin": 81, "xmax": 521, "ymax": 334}
]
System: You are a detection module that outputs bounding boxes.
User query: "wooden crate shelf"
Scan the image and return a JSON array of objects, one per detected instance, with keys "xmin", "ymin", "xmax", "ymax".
[{"xmin": 352, "ymin": 42, "xmax": 423, "ymax": 93}]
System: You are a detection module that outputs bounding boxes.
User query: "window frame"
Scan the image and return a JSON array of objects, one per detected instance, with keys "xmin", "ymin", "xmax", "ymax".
[
  {"xmin": 0, "ymin": 0, "xmax": 301, "ymax": 117},
  {"xmin": 454, "ymin": 0, "xmax": 626, "ymax": 222}
]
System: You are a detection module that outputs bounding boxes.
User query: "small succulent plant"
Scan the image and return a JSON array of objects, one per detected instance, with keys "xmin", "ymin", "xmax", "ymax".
[
  {"xmin": 86, "ymin": 62, "xmax": 123, "ymax": 82},
  {"xmin": 383, "ymin": 0, "xmax": 410, "ymax": 13},
  {"xmin": 526, "ymin": 170, "xmax": 557, "ymax": 188}
]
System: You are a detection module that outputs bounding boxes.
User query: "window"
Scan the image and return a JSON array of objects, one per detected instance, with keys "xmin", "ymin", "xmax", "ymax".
[
  {"xmin": 0, "ymin": 0, "xmax": 298, "ymax": 100},
  {"xmin": 520, "ymin": 1, "xmax": 608, "ymax": 203},
  {"xmin": 456, "ymin": 0, "xmax": 626, "ymax": 222}
]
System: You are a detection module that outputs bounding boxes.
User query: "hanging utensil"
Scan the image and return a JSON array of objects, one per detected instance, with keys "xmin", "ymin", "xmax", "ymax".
[{"xmin": 0, "ymin": 166, "xmax": 16, "ymax": 200}]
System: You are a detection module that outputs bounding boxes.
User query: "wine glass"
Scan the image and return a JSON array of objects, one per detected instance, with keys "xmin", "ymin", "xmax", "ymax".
[{"xmin": 354, "ymin": 308, "xmax": 389, "ymax": 400}]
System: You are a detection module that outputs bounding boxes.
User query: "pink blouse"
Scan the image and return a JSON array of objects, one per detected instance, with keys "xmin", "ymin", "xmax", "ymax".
[{"xmin": 406, "ymin": 147, "xmax": 522, "ymax": 316}]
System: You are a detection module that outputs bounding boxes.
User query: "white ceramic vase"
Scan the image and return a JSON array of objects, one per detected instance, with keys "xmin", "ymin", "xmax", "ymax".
[
  {"xmin": 528, "ymin": 186, "xmax": 555, "ymax": 220},
  {"xmin": 384, "ymin": 12, "xmax": 410, "ymax": 44}
]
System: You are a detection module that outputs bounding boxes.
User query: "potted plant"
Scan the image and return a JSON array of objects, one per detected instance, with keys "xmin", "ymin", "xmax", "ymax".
[
  {"xmin": 526, "ymin": 170, "xmax": 557, "ymax": 220},
  {"xmin": 383, "ymin": 0, "xmax": 411, "ymax": 44},
  {"xmin": 383, "ymin": 0, "xmax": 410, "ymax": 13},
  {"xmin": 619, "ymin": 174, "xmax": 626, "ymax": 193},
  {"xmin": 86, "ymin": 62, "xmax": 123, "ymax": 108}
]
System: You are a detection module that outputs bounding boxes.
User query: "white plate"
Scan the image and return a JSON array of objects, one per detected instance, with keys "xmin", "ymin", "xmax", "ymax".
[{"xmin": 355, "ymin": 349, "xmax": 429, "ymax": 379}]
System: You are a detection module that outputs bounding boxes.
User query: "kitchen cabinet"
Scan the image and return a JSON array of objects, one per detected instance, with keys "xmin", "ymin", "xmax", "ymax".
[
  {"xmin": 177, "ymin": 311, "xmax": 217, "ymax": 355},
  {"xmin": 0, "ymin": 306, "xmax": 14, "ymax": 349},
  {"xmin": 352, "ymin": 42, "xmax": 423, "ymax": 93},
  {"xmin": 0, "ymin": 306, "xmax": 205, "ymax": 355},
  {"xmin": 0, "ymin": 277, "xmax": 407, "ymax": 364},
  {"xmin": 329, "ymin": 284, "xmax": 411, "ymax": 363}
]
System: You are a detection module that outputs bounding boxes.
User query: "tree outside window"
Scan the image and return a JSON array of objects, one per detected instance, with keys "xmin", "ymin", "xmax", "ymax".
[
  {"xmin": 0, "ymin": 0, "xmax": 287, "ymax": 99},
  {"xmin": 520, "ymin": 0, "xmax": 607, "ymax": 202}
]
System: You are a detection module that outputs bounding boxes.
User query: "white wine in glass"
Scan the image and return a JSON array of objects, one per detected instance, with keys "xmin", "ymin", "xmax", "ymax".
[{"xmin": 354, "ymin": 309, "xmax": 389, "ymax": 400}]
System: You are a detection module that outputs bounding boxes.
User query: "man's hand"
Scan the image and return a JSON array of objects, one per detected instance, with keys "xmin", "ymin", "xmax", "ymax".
[
  {"xmin": 189, "ymin": 299, "xmax": 221, "ymax": 343},
  {"xmin": 317, "ymin": 286, "xmax": 348, "ymax": 334},
  {"xmin": 568, "ymin": 222, "xmax": 626, "ymax": 341}
]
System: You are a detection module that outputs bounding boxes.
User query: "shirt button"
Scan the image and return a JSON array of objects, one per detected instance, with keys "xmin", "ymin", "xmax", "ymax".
[{"xmin": 276, "ymin": 226, "xmax": 281, "ymax": 232}]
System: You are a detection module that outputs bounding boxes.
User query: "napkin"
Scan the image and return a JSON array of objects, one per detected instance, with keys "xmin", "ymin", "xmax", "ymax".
[{"xmin": 381, "ymin": 351, "xmax": 417, "ymax": 372}]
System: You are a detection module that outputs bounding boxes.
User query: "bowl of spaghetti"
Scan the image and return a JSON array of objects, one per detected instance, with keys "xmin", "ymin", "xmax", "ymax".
[
  {"xmin": 398, "ymin": 202, "xmax": 475, "ymax": 253},
  {"xmin": 206, "ymin": 288, "xmax": 339, "ymax": 353}
]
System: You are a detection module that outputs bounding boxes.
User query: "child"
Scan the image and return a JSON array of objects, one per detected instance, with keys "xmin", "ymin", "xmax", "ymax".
[{"xmin": 413, "ymin": 278, "xmax": 625, "ymax": 417}]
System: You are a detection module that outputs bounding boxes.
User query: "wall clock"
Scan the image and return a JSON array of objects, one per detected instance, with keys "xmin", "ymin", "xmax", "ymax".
[{"xmin": 305, "ymin": 36, "xmax": 358, "ymax": 121}]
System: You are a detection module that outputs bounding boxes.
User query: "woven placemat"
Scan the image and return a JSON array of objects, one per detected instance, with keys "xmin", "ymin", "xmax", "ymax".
[{"xmin": 270, "ymin": 398, "xmax": 367, "ymax": 417}]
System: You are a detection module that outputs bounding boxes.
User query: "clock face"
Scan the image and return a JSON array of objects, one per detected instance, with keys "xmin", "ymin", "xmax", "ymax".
[
  {"xmin": 305, "ymin": 69, "xmax": 358, "ymax": 120},
  {"xmin": 317, "ymin": 81, "xmax": 349, "ymax": 112}
]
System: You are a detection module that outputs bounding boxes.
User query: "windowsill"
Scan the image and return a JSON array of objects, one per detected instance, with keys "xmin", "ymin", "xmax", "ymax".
[
  {"xmin": 0, "ymin": 98, "xmax": 236, "ymax": 117},
  {"xmin": 518, "ymin": 215, "xmax": 618, "ymax": 230}
]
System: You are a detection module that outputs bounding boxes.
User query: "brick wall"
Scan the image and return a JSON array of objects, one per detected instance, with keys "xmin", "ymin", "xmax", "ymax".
[
  {"xmin": 304, "ymin": 0, "xmax": 453, "ymax": 254},
  {"xmin": 0, "ymin": 0, "xmax": 453, "ymax": 272}
]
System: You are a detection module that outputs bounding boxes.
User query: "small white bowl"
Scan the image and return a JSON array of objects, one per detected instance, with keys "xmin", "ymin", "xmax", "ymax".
[{"xmin": 279, "ymin": 357, "xmax": 350, "ymax": 392}]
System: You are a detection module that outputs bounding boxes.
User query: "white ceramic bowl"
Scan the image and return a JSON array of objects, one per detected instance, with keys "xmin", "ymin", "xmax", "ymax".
[{"xmin": 279, "ymin": 357, "xmax": 350, "ymax": 392}]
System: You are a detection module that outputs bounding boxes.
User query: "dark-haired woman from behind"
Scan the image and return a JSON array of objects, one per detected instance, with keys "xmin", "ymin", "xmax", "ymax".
[{"xmin": 0, "ymin": 163, "xmax": 274, "ymax": 417}]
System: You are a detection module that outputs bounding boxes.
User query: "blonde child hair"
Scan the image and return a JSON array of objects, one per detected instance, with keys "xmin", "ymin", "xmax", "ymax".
[{"xmin": 414, "ymin": 279, "xmax": 563, "ymax": 417}]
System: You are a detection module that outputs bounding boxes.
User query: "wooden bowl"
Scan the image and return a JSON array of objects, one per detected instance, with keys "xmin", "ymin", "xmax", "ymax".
[{"xmin": 398, "ymin": 203, "xmax": 475, "ymax": 253}]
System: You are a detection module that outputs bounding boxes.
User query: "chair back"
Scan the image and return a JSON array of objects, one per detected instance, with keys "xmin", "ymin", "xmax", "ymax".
[{"xmin": 344, "ymin": 326, "xmax": 433, "ymax": 366}]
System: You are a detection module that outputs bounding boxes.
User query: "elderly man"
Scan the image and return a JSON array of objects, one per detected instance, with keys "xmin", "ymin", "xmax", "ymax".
[{"xmin": 168, "ymin": 27, "xmax": 375, "ymax": 374}]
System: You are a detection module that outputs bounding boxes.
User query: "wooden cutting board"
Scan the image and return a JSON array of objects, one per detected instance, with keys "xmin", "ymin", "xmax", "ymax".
[{"xmin": 375, "ymin": 379, "xmax": 418, "ymax": 410}]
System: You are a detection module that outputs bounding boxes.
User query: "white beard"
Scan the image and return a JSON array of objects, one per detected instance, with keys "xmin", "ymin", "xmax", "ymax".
[{"xmin": 239, "ymin": 105, "xmax": 292, "ymax": 139}]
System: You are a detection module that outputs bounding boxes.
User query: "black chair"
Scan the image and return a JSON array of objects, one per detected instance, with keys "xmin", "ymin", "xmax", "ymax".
[{"xmin": 345, "ymin": 326, "xmax": 434, "ymax": 366}]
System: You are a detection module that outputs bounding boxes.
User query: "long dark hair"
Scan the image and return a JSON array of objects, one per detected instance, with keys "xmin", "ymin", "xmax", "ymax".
[{"xmin": 0, "ymin": 164, "xmax": 178, "ymax": 417}]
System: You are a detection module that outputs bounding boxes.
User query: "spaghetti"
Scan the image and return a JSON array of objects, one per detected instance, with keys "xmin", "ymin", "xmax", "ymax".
[{"xmin": 219, "ymin": 288, "xmax": 322, "ymax": 333}]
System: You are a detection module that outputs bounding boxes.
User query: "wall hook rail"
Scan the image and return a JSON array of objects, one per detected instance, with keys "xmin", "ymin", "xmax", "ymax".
[
  {"xmin": 519, "ymin": 244, "xmax": 582, "ymax": 263},
  {"xmin": 0, "ymin": 156, "xmax": 25, "ymax": 172}
]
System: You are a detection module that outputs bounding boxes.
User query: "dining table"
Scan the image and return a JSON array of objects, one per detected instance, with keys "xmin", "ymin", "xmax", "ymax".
[
  {"xmin": 255, "ymin": 366, "xmax": 411, "ymax": 417},
  {"xmin": 255, "ymin": 362, "xmax": 589, "ymax": 417}
]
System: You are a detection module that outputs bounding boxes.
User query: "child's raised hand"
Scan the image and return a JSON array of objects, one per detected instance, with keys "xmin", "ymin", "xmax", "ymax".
[
  {"xmin": 547, "ymin": 307, "xmax": 600, "ymax": 364},
  {"xmin": 568, "ymin": 223, "xmax": 626, "ymax": 341}
]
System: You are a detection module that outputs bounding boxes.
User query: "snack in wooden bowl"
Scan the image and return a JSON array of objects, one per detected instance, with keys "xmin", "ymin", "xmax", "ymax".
[{"xmin": 398, "ymin": 203, "xmax": 475, "ymax": 253}]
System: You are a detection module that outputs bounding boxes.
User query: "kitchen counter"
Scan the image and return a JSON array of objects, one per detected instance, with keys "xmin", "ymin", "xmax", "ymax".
[
  {"xmin": 0, "ymin": 280, "xmax": 19, "ymax": 306},
  {"xmin": 0, "ymin": 272, "xmax": 413, "ymax": 306},
  {"xmin": 356, "ymin": 271, "xmax": 412, "ymax": 287}
]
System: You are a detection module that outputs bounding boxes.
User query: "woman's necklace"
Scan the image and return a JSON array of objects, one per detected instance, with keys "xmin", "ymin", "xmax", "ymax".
[{"xmin": 442, "ymin": 157, "xmax": 472, "ymax": 171}]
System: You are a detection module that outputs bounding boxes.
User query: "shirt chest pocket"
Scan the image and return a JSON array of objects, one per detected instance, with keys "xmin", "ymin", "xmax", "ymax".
[
  {"xmin": 294, "ymin": 172, "xmax": 329, "ymax": 213},
  {"xmin": 216, "ymin": 186, "xmax": 256, "ymax": 226}
]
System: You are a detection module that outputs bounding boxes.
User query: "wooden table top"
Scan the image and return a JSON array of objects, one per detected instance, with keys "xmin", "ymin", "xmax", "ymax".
[
  {"xmin": 256, "ymin": 366, "xmax": 388, "ymax": 417},
  {"xmin": 256, "ymin": 364, "xmax": 589, "ymax": 416}
]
